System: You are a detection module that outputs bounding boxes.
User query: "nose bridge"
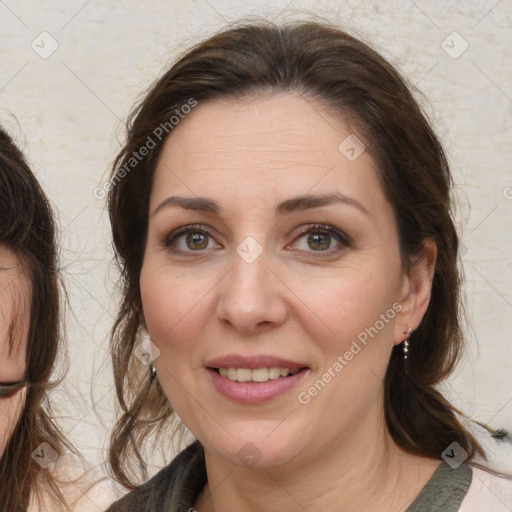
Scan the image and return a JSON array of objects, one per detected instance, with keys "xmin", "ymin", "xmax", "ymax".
[
  {"xmin": 215, "ymin": 237, "xmax": 287, "ymax": 331},
  {"xmin": 233, "ymin": 239, "xmax": 268, "ymax": 288},
  {"xmin": 228, "ymin": 239, "xmax": 272, "ymax": 307}
]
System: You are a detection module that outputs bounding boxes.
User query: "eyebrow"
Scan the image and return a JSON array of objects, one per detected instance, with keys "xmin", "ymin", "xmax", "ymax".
[{"xmin": 153, "ymin": 192, "xmax": 370, "ymax": 218}]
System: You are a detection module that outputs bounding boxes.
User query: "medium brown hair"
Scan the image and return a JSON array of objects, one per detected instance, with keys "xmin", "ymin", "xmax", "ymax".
[
  {"xmin": 0, "ymin": 126, "xmax": 70, "ymax": 511},
  {"xmin": 107, "ymin": 20, "xmax": 484, "ymax": 488}
]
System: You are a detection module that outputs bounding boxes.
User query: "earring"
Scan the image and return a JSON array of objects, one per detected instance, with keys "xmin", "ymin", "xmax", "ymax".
[
  {"xmin": 150, "ymin": 363, "xmax": 157, "ymax": 382},
  {"xmin": 403, "ymin": 327, "xmax": 413, "ymax": 373}
]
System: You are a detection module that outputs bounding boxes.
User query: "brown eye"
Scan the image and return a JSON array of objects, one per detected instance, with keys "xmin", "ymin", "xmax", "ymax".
[
  {"xmin": 185, "ymin": 232, "xmax": 209, "ymax": 250},
  {"xmin": 291, "ymin": 224, "xmax": 352, "ymax": 254},
  {"xmin": 306, "ymin": 232, "xmax": 331, "ymax": 251},
  {"xmin": 164, "ymin": 224, "xmax": 220, "ymax": 254}
]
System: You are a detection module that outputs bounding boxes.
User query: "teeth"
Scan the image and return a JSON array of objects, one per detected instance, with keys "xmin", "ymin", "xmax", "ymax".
[
  {"xmin": 252, "ymin": 368, "xmax": 268, "ymax": 382},
  {"xmin": 237, "ymin": 368, "xmax": 252, "ymax": 382},
  {"xmin": 217, "ymin": 367, "xmax": 298, "ymax": 382},
  {"xmin": 268, "ymin": 367, "xmax": 281, "ymax": 379}
]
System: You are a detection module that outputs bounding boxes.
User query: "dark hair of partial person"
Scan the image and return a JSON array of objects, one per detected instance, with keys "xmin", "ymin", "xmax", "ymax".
[
  {"xmin": 106, "ymin": 19, "xmax": 488, "ymax": 489},
  {"xmin": 0, "ymin": 125, "xmax": 71, "ymax": 511}
]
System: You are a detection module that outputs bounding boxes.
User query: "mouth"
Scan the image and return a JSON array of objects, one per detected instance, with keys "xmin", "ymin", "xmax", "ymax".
[
  {"xmin": 211, "ymin": 366, "xmax": 307, "ymax": 382},
  {"xmin": 205, "ymin": 355, "xmax": 310, "ymax": 404}
]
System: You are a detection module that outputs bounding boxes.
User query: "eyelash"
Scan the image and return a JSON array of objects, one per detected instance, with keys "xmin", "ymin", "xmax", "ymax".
[{"xmin": 163, "ymin": 223, "xmax": 352, "ymax": 256}]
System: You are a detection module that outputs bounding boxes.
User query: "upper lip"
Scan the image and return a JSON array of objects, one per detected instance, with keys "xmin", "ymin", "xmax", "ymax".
[{"xmin": 206, "ymin": 355, "xmax": 309, "ymax": 372}]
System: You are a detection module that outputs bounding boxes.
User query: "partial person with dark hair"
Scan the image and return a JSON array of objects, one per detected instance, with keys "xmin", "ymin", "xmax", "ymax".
[
  {"xmin": 105, "ymin": 20, "xmax": 512, "ymax": 511},
  {"xmin": 0, "ymin": 125, "xmax": 116, "ymax": 511},
  {"xmin": 0, "ymin": 124, "xmax": 71, "ymax": 511}
]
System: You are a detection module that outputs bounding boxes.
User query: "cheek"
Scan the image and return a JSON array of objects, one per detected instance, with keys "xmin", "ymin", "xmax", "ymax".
[
  {"xmin": 140, "ymin": 264, "xmax": 218, "ymax": 420},
  {"xmin": 140, "ymin": 264, "xmax": 215, "ymax": 359},
  {"xmin": 293, "ymin": 264, "xmax": 399, "ymax": 349},
  {"xmin": 293, "ymin": 272, "xmax": 399, "ymax": 425}
]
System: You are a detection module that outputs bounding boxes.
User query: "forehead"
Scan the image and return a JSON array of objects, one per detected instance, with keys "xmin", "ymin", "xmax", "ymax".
[
  {"xmin": 151, "ymin": 94, "xmax": 383, "ymax": 212},
  {"xmin": 160, "ymin": 94, "xmax": 356, "ymax": 171}
]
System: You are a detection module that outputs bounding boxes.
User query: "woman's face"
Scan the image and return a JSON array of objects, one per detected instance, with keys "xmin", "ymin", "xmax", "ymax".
[
  {"xmin": 140, "ymin": 93, "xmax": 430, "ymax": 468},
  {"xmin": 0, "ymin": 246, "xmax": 28, "ymax": 457}
]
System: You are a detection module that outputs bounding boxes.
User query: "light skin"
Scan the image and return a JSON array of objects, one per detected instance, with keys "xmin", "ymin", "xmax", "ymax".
[
  {"xmin": 0, "ymin": 251, "xmax": 111, "ymax": 512},
  {"xmin": 0, "ymin": 246, "xmax": 28, "ymax": 458},
  {"xmin": 140, "ymin": 93, "xmax": 439, "ymax": 511}
]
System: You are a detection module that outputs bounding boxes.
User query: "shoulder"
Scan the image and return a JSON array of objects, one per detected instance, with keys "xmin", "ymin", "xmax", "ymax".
[
  {"xmin": 105, "ymin": 441, "xmax": 205, "ymax": 512},
  {"xmin": 458, "ymin": 465, "xmax": 512, "ymax": 511},
  {"xmin": 104, "ymin": 461, "xmax": 179, "ymax": 512}
]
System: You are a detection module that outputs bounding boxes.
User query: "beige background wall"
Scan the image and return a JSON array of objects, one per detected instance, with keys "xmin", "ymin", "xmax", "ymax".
[{"xmin": 1, "ymin": 0, "xmax": 511, "ymax": 481}]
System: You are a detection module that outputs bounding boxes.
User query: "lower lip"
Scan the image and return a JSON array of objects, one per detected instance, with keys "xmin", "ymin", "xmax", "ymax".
[{"xmin": 207, "ymin": 368, "xmax": 309, "ymax": 404}]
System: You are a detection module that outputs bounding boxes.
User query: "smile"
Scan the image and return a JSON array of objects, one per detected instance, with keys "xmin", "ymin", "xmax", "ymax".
[
  {"xmin": 205, "ymin": 355, "xmax": 310, "ymax": 403},
  {"xmin": 216, "ymin": 367, "xmax": 299, "ymax": 382}
]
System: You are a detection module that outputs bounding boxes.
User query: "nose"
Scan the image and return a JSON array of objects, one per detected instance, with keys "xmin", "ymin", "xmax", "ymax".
[{"xmin": 215, "ymin": 247, "xmax": 288, "ymax": 335}]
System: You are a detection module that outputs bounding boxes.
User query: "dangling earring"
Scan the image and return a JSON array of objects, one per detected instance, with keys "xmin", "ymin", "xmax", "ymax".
[
  {"xmin": 403, "ymin": 327, "xmax": 413, "ymax": 373},
  {"xmin": 139, "ymin": 329, "xmax": 158, "ymax": 383}
]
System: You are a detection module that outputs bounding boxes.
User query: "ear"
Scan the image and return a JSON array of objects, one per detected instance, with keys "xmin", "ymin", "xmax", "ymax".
[{"xmin": 394, "ymin": 238, "xmax": 437, "ymax": 345}]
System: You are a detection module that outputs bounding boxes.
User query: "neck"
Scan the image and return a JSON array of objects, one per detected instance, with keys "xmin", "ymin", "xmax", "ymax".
[{"xmin": 195, "ymin": 405, "xmax": 440, "ymax": 512}]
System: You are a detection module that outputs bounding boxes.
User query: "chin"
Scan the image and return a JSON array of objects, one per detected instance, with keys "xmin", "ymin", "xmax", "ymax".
[{"xmin": 199, "ymin": 428, "xmax": 304, "ymax": 469}]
